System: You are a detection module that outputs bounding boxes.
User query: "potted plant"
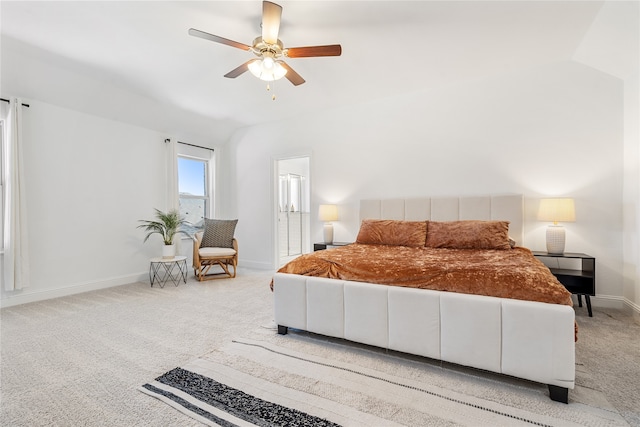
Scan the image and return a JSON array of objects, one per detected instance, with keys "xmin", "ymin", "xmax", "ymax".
[{"xmin": 137, "ymin": 209, "xmax": 188, "ymax": 258}]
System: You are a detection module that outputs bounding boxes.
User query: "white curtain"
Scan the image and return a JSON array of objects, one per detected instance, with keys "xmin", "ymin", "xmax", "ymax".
[
  {"xmin": 2, "ymin": 98, "xmax": 30, "ymax": 290},
  {"xmin": 166, "ymin": 138, "xmax": 181, "ymax": 252},
  {"xmin": 166, "ymin": 138, "xmax": 179, "ymax": 212}
]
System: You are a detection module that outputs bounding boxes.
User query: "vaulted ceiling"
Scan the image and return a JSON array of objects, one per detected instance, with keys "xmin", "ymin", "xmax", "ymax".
[{"xmin": 1, "ymin": 1, "xmax": 636, "ymax": 144}]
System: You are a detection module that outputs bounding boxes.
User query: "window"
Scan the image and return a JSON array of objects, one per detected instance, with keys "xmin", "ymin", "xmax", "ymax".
[
  {"xmin": 177, "ymin": 145, "xmax": 213, "ymax": 235},
  {"xmin": 178, "ymin": 156, "xmax": 208, "ymax": 226}
]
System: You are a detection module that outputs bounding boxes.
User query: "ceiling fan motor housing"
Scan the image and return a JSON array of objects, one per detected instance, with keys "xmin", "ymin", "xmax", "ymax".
[{"xmin": 252, "ymin": 37, "xmax": 285, "ymax": 59}]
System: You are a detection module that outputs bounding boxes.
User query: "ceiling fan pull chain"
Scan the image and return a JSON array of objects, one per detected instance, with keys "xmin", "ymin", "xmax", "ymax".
[{"xmin": 268, "ymin": 81, "xmax": 277, "ymax": 101}]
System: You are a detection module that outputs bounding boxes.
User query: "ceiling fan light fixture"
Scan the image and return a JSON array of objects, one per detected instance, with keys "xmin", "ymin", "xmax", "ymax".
[
  {"xmin": 263, "ymin": 56, "xmax": 275, "ymax": 69},
  {"xmin": 272, "ymin": 61, "xmax": 287, "ymax": 80},
  {"xmin": 248, "ymin": 58, "xmax": 287, "ymax": 81}
]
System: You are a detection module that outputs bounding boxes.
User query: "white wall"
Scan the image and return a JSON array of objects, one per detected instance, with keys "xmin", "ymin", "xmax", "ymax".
[
  {"xmin": 1, "ymin": 3, "xmax": 634, "ymax": 313},
  {"xmin": 572, "ymin": 0, "xmax": 639, "ymax": 319},
  {"xmin": 623, "ymin": 70, "xmax": 640, "ymax": 319},
  {"xmin": 0, "ymin": 100, "xmax": 170, "ymax": 306},
  {"xmin": 229, "ymin": 60, "xmax": 626, "ymax": 306},
  {"xmin": 1, "ymin": 36, "xmax": 236, "ymax": 145},
  {"xmin": 1, "ymin": 34, "xmax": 229, "ymax": 305}
]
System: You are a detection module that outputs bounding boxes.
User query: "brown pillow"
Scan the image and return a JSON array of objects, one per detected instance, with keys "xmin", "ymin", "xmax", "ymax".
[
  {"xmin": 356, "ymin": 219, "xmax": 427, "ymax": 247},
  {"xmin": 425, "ymin": 220, "xmax": 511, "ymax": 250}
]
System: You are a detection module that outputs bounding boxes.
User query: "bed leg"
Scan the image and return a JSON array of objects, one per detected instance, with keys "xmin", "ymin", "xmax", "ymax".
[
  {"xmin": 277, "ymin": 325, "xmax": 288, "ymax": 335},
  {"xmin": 548, "ymin": 385, "xmax": 568, "ymax": 403}
]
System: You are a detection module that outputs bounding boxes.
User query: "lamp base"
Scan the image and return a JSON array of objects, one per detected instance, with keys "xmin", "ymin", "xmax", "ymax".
[
  {"xmin": 323, "ymin": 223, "xmax": 334, "ymax": 244},
  {"xmin": 546, "ymin": 225, "xmax": 566, "ymax": 254}
]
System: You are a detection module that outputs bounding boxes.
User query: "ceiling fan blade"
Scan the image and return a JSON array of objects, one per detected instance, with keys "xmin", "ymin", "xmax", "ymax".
[
  {"xmin": 280, "ymin": 62, "xmax": 305, "ymax": 86},
  {"xmin": 188, "ymin": 28, "xmax": 251, "ymax": 51},
  {"xmin": 224, "ymin": 60, "xmax": 258, "ymax": 78},
  {"xmin": 261, "ymin": 1, "xmax": 282, "ymax": 44},
  {"xmin": 286, "ymin": 45, "xmax": 342, "ymax": 58}
]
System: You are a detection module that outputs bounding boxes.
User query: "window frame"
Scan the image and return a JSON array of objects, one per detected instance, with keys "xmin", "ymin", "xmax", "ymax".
[{"xmin": 177, "ymin": 146, "xmax": 214, "ymax": 235}]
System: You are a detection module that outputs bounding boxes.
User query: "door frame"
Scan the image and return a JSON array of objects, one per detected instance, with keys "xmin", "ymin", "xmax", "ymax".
[{"xmin": 271, "ymin": 152, "xmax": 312, "ymax": 269}]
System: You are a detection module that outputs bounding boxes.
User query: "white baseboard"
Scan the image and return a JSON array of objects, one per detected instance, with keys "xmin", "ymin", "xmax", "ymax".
[
  {"xmin": 0, "ymin": 272, "xmax": 148, "ymax": 308},
  {"xmin": 587, "ymin": 294, "xmax": 640, "ymax": 318},
  {"xmin": 4, "ymin": 273, "xmax": 640, "ymax": 322},
  {"xmin": 624, "ymin": 297, "xmax": 640, "ymax": 312},
  {"xmin": 622, "ymin": 297, "xmax": 640, "ymax": 324},
  {"xmin": 587, "ymin": 294, "xmax": 625, "ymax": 309},
  {"xmin": 238, "ymin": 259, "xmax": 274, "ymax": 270}
]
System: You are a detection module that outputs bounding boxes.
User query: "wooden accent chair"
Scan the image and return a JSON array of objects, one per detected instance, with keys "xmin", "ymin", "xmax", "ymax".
[{"xmin": 192, "ymin": 219, "xmax": 238, "ymax": 281}]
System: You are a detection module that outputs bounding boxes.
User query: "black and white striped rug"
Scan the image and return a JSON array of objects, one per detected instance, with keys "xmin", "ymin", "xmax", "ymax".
[
  {"xmin": 141, "ymin": 366, "xmax": 339, "ymax": 426},
  {"xmin": 140, "ymin": 336, "xmax": 627, "ymax": 427}
]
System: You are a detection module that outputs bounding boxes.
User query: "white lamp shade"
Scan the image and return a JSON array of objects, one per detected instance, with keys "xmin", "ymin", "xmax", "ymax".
[
  {"xmin": 537, "ymin": 198, "xmax": 576, "ymax": 224},
  {"xmin": 318, "ymin": 204, "xmax": 338, "ymax": 222}
]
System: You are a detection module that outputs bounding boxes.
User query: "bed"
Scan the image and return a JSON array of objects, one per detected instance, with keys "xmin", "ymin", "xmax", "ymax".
[{"xmin": 272, "ymin": 195, "xmax": 576, "ymax": 403}]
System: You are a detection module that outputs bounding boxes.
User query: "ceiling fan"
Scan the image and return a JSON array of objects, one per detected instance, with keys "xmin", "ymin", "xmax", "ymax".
[{"xmin": 189, "ymin": 1, "xmax": 342, "ymax": 87}]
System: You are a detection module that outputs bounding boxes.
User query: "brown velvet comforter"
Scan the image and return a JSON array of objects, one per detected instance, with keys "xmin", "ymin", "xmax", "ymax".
[{"xmin": 276, "ymin": 244, "xmax": 573, "ymax": 307}]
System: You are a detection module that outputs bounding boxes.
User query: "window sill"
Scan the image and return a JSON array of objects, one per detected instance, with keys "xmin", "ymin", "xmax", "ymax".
[{"xmin": 181, "ymin": 235, "xmax": 197, "ymax": 243}]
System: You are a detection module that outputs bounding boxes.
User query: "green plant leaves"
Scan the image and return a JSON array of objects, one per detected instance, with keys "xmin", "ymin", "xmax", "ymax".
[{"xmin": 137, "ymin": 209, "xmax": 189, "ymax": 245}]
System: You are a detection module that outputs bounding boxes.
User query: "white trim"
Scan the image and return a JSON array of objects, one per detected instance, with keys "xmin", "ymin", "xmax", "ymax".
[
  {"xmin": 271, "ymin": 152, "xmax": 312, "ymax": 270},
  {"xmin": 585, "ymin": 294, "xmax": 625, "ymax": 310},
  {"xmin": 0, "ymin": 119, "xmax": 4, "ymax": 253},
  {"xmin": 177, "ymin": 152, "xmax": 213, "ymax": 230},
  {"xmin": 623, "ymin": 297, "xmax": 640, "ymax": 315},
  {"xmin": 0, "ymin": 272, "xmax": 148, "ymax": 308},
  {"xmin": 238, "ymin": 259, "xmax": 274, "ymax": 270}
]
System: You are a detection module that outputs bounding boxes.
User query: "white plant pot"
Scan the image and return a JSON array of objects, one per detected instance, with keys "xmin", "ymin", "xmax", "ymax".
[{"xmin": 162, "ymin": 244, "xmax": 176, "ymax": 259}]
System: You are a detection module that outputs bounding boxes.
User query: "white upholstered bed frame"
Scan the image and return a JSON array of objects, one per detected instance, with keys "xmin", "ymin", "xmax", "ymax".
[{"xmin": 273, "ymin": 195, "xmax": 575, "ymax": 402}]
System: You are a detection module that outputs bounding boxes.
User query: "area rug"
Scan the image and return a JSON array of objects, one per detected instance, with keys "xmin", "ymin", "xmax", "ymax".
[{"xmin": 140, "ymin": 330, "xmax": 628, "ymax": 426}]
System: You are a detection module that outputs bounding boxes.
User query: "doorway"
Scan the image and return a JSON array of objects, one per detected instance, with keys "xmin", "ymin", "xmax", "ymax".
[{"xmin": 276, "ymin": 157, "xmax": 310, "ymax": 267}]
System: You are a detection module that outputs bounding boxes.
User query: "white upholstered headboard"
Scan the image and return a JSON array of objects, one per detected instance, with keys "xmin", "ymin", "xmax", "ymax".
[{"xmin": 360, "ymin": 194, "xmax": 524, "ymax": 246}]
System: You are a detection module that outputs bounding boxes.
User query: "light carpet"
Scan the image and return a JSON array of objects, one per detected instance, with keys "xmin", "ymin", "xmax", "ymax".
[
  {"xmin": 2, "ymin": 269, "xmax": 637, "ymax": 426},
  {"xmin": 141, "ymin": 328, "xmax": 628, "ymax": 427}
]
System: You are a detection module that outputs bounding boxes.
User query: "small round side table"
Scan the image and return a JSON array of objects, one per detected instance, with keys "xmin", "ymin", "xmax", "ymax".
[{"xmin": 149, "ymin": 256, "xmax": 188, "ymax": 288}]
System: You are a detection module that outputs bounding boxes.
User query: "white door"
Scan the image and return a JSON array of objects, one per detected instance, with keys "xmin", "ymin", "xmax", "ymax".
[{"xmin": 276, "ymin": 157, "xmax": 310, "ymax": 267}]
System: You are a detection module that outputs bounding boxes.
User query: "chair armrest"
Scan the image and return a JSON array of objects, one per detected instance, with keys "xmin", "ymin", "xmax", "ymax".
[{"xmin": 192, "ymin": 232, "xmax": 203, "ymax": 268}]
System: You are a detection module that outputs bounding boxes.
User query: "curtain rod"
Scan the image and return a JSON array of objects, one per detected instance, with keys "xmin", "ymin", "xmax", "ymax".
[
  {"xmin": 0, "ymin": 98, "xmax": 30, "ymax": 108},
  {"xmin": 164, "ymin": 138, "xmax": 214, "ymax": 152}
]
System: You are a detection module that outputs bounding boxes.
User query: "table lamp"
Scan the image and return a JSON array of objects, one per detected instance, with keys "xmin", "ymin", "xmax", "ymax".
[
  {"xmin": 318, "ymin": 204, "xmax": 338, "ymax": 244},
  {"xmin": 537, "ymin": 198, "xmax": 575, "ymax": 254}
]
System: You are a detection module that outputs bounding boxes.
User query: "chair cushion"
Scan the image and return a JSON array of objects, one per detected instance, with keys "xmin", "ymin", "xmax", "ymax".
[
  {"xmin": 201, "ymin": 219, "xmax": 238, "ymax": 248},
  {"xmin": 199, "ymin": 247, "xmax": 237, "ymax": 258}
]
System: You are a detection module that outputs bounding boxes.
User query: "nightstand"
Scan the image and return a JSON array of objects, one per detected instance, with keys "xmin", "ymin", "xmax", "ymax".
[
  {"xmin": 532, "ymin": 251, "xmax": 595, "ymax": 317},
  {"xmin": 313, "ymin": 242, "xmax": 351, "ymax": 251}
]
